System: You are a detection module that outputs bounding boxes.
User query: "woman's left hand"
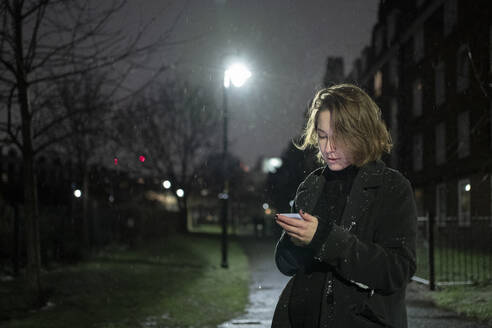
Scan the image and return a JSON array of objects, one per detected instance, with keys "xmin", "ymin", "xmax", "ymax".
[{"xmin": 275, "ymin": 211, "xmax": 318, "ymax": 246}]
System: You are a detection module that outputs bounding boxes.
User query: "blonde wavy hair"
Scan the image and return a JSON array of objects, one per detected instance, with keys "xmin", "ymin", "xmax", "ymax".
[{"xmin": 295, "ymin": 84, "xmax": 392, "ymax": 166}]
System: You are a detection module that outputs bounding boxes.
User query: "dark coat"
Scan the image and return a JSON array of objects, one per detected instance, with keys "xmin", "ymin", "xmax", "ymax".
[{"xmin": 272, "ymin": 160, "xmax": 417, "ymax": 328}]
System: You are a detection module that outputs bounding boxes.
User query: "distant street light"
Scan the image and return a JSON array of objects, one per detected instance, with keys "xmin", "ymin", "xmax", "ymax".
[
  {"xmin": 74, "ymin": 189, "xmax": 82, "ymax": 198},
  {"xmin": 176, "ymin": 189, "xmax": 184, "ymax": 198},
  {"xmin": 163, "ymin": 180, "xmax": 171, "ymax": 189},
  {"xmin": 221, "ymin": 61, "xmax": 251, "ymax": 269}
]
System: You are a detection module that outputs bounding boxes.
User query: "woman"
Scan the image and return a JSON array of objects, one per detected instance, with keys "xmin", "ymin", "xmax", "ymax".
[{"xmin": 272, "ymin": 84, "xmax": 417, "ymax": 327}]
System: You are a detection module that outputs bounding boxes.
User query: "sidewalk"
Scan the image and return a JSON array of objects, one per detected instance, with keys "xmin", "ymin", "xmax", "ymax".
[
  {"xmin": 406, "ymin": 282, "xmax": 491, "ymax": 328},
  {"xmin": 218, "ymin": 237, "xmax": 288, "ymax": 328},
  {"xmin": 219, "ymin": 237, "xmax": 491, "ymax": 328}
]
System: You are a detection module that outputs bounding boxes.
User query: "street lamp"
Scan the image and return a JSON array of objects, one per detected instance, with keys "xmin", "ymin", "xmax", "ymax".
[{"xmin": 221, "ymin": 62, "xmax": 251, "ymax": 269}]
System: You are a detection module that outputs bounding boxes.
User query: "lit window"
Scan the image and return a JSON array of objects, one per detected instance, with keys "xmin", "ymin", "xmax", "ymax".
[
  {"xmin": 374, "ymin": 70, "xmax": 383, "ymax": 97},
  {"xmin": 458, "ymin": 179, "xmax": 471, "ymax": 227},
  {"xmin": 413, "ymin": 28, "xmax": 424, "ymax": 62},
  {"xmin": 414, "ymin": 188, "xmax": 425, "ymax": 217},
  {"xmin": 435, "ymin": 122, "xmax": 446, "ymax": 165},
  {"xmin": 456, "ymin": 45, "xmax": 470, "ymax": 92},
  {"xmin": 444, "ymin": 0, "xmax": 458, "ymax": 36},
  {"xmin": 413, "ymin": 79, "xmax": 423, "ymax": 117},
  {"xmin": 434, "ymin": 60, "xmax": 445, "ymax": 106},
  {"xmin": 413, "ymin": 134, "xmax": 423, "ymax": 171},
  {"xmin": 436, "ymin": 183, "xmax": 447, "ymax": 226},
  {"xmin": 457, "ymin": 111, "xmax": 470, "ymax": 158}
]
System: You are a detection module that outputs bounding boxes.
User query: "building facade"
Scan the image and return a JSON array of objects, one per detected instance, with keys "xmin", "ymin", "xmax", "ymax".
[{"xmin": 347, "ymin": 0, "xmax": 492, "ymax": 246}]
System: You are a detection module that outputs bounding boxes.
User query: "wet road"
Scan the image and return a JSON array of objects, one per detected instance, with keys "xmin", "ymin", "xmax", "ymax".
[{"xmin": 218, "ymin": 237, "xmax": 491, "ymax": 328}]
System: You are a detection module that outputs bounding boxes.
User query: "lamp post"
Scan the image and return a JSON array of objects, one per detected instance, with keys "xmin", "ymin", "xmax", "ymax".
[{"xmin": 221, "ymin": 63, "xmax": 251, "ymax": 269}]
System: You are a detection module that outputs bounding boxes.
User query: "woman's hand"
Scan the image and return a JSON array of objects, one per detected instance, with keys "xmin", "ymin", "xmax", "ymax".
[{"xmin": 275, "ymin": 211, "xmax": 318, "ymax": 246}]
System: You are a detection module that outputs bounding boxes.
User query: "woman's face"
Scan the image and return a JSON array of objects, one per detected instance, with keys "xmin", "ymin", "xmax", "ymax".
[{"xmin": 317, "ymin": 110, "xmax": 353, "ymax": 171}]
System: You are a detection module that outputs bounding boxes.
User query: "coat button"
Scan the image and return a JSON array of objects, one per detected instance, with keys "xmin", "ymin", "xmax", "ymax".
[{"xmin": 326, "ymin": 280, "xmax": 334, "ymax": 304}]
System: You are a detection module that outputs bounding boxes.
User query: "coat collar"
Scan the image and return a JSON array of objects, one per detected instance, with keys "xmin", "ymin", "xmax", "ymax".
[
  {"xmin": 320, "ymin": 160, "xmax": 384, "ymax": 189},
  {"xmin": 296, "ymin": 160, "xmax": 386, "ymax": 229}
]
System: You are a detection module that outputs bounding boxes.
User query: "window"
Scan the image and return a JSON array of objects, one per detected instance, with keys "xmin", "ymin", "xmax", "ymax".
[
  {"xmin": 387, "ymin": 11, "xmax": 398, "ymax": 46},
  {"xmin": 458, "ymin": 179, "xmax": 471, "ymax": 226},
  {"xmin": 457, "ymin": 111, "xmax": 470, "ymax": 158},
  {"xmin": 374, "ymin": 26, "xmax": 384, "ymax": 56},
  {"xmin": 490, "ymin": 103, "xmax": 492, "ymax": 149},
  {"xmin": 413, "ymin": 28, "xmax": 424, "ymax": 62},
  {"xmin": 389, "ymin": 57, "xmax": 399, "ymax": 88},
  {"xmin": 490, "ymin": 175, "xmax": 492, "ymax": 227},
  {"xmin": 413, "ymin": 79, "xmax": 423, "ymax": 117},
  {"xmin": 490, "ymin": 25, "xmax": 492, "ymax": 74},
  {"xmin": 413, "ymin": 134, "xmax": 423, "ymax": 171},
  {"xmin": 444, "ymin": 0, "xmax": 458, "ymax": 36},
  {"xmin": 434, "ymin": 60, "xmax": 445, "ymax": 106},
  {"xmin": 374, "ymin": 70, "xmax": 383, "ymax": 97},
  {"xmin": 390, "ymin": 99, "xmax": 399, "ymax": 168},
  {"xmin": 414, "ymin": 188, "xmax": 425, "ymax": 217},
  {"xmin": 435, "ymin": 122, "xmax": 446, "ymax": 165},
  {"xmin": 456, "ymin": 45, "xmax": 470, "ymax": 92},
  {"xmin": 436, "ymin": 183, "xmax": 447, "ymax": 226}
]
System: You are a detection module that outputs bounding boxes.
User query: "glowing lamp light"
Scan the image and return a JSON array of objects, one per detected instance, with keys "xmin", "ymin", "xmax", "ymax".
[
  {"xmin": 74, "ymin": 189, "xmax": 82, "ymax": 198},
  {"xmin": 176, "ymin": 189, "xmax": 184, "ymax": 198},
  {"xmin": 262, "ymin": 203, "xmax": 269, "ymax": 210},
  {"xmin": 224, "ymin": 63, "xmax": 252, "ymax": 88},
  {"xmin": 163, "ymin": 180, "xmax": 171, "ymax": 189},
  {"xmin": 465, "ymin": 184, "xmax": 471, "ymax": 192}
]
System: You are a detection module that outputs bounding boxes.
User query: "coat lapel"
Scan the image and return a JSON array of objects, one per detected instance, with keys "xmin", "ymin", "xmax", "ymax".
[
  {"xmin": 294, "ymin": 169, "xmax": 325, "ymax": 213},
  {"xmin": 339, "ymin": 160, "xmax": 385, "ymax": 229}
]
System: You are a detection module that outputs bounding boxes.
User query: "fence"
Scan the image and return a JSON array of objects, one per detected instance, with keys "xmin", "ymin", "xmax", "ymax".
[{"xmin": 414, "ymin": 214, "xmax": 492, "ymax": 290}]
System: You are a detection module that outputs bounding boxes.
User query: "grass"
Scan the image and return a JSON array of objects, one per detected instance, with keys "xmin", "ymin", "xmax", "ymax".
[
  {"xmin": 189, "ymin": 223, "xmax": 256, "ymax": 236},
  {"xmin": 429, "ymin": 283, "xmax": 492, "ymax": 324},
  {"xmin": 414, "ymin": 243, "xmax": 492, "ymax": 323},
  {"xmin": 0, "ymin": 234, "xmax": 249, "ymax": 328},
  {"xmin": 415, "ymin": 244, "xmax": 491, "ymax": 283}
]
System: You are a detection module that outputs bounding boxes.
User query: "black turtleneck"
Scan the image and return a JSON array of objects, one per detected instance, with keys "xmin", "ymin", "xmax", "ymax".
[{"xmin": 288, "ymin": 164, "xmax": 359, "ymax": 327}]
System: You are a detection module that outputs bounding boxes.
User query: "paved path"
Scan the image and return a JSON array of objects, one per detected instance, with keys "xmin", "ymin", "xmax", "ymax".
[
  {"xmin": 218, "ymin": 237, "xmax": 288, "ymax": 328},
  {"xmin": 218, "ymin": 237, "xmax": 491, "ymax": 328},
  {"xmin": 406, "ymin": 282, "xmax": 491, "ymax": 328}
]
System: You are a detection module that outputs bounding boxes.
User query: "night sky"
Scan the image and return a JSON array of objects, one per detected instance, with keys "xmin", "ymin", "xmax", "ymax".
[{"xmin": 122, "ymin": 0, "xmax": 379, "ymax": 168}]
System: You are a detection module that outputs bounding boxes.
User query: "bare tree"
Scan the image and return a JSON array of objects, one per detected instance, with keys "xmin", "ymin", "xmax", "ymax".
[
  {"xmin": 0, "ymin": 0, "xmax": 173, "ymax": 301},
  {"xmin": 53, "ymin": 70, "xmax": 115, "ymax": 250},
  {"xmin": 115, "ymin": 81, "xmax": 221, "ymax": 232}
]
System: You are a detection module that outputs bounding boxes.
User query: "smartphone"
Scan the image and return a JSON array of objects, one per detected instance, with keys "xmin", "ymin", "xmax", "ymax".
[{"xmin": 279, "ymin": 213, "xmax": 303, "ymax": 220}]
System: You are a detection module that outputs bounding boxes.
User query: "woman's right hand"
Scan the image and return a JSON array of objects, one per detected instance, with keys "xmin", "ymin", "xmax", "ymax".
[{"xmin": 275, "ymin": 211, "xmax": 318, "ymax": 246}]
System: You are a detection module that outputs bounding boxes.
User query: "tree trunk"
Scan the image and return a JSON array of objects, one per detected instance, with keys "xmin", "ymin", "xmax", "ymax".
[
  {"xmin": 13, "ymin": 204, "xmax": 20, "ymax": 277},
  {"xmin": 13, "ymin": 0, "xmax": 43, "ymax": 303},
  {"xmin": 21, "ymin": 121, "xmax": 43, "ymax": 301},
  {"xmin": 178, "ymin": 195, "xmax": 188, "ymax": 233},
  {"xmin": 82, "ymin": 167, "xmax": 90, "ymax": 251}
]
